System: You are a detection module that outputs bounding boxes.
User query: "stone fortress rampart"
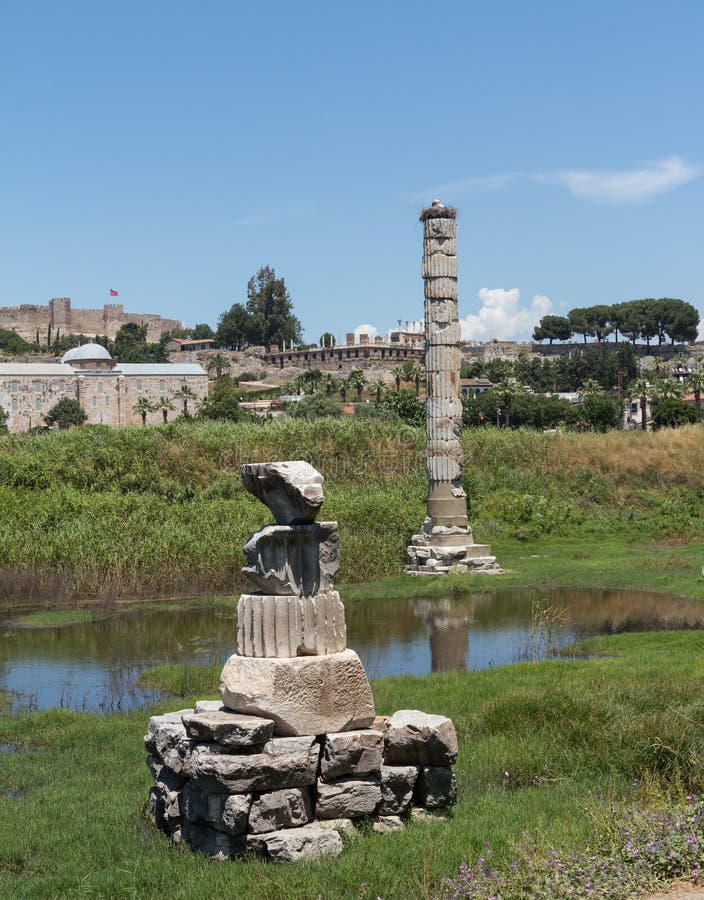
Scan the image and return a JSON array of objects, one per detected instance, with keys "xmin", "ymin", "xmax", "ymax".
[{"xmin": 0, "ymin": 297, "xmax": 182, "ymax": 343}]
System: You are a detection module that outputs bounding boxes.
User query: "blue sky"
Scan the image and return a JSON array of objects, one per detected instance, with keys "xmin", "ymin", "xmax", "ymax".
[{"xmin": 0, "ymin": 1, "xmax": 702, "ymax": 343}]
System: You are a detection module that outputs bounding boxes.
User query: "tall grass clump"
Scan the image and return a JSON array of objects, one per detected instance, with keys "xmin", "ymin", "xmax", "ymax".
[{"xmin": 1, "ymin": 420, "xmax": 704, "ymax": 606}]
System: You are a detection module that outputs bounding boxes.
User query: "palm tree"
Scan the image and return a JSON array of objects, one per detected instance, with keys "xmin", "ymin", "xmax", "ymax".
[
  {"xmin": 172, "ymin": 384, "xmax": 198, "ymax": 416},
  {"xmin": 133, "ymin": 396, "xmax": 155, "ymax": 426},
  {"xmin": 325, "ymin": 373, "xmax": 338, "ymax": 396},
  {"xmin": 156, "ymin": 395, "xmax": 175, "ymax": 424},
  {"xmin": 392, "ymin": 366, "xmax": 404, "ymax": 392},
  {"xmin": 494, "ymin": 379, "xmax": 521, "ymax": 428},
  {"xmin": 347, "ymin": 369, "xmax": 367, "ymax": 402},
  {"xmin": 410, "ymin": 363, "xmax": 424, "ymax": 397},
  {"xmin": 685, "ymin": 370, "xmax": 704, "ymax": 411},
  {"xmin": 629, "ymin": 377, "xmax": 651, "ymax": 431},
  {"xmin": 206, "ymin": 353, "xmax": 231, "ymax": 380},
  {"xmin": 339, "ymin": 380, "xmax": 348, "ymax": 402},
  {"xmin": 370, "ymin": 379, "xmax": 386, "ymax": 404},
  {"xmin": 651, "ymin": 377, "xmax": 683, "ymax": 402},
  {"xmin": 300, "ymin": 368, "xmax": 324, "ymax": 393},
  {"xmin": 579, "ymin": 378, "xmax": 603, "ymax": 397}
]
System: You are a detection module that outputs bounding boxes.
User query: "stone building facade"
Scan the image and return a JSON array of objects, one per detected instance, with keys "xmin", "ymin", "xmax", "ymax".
[
  {"xmin": 0, "ymin": 344, "xmax": 207, "ymax": 432},
  {"xmin": 0, "ymin": 297, "xmax": 182, "ymax": 343}
]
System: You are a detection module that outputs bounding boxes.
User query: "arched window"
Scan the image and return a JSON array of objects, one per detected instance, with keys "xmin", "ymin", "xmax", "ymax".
[
  {"xmin": 92, "ymin": 396, "xmax": 97, "ymax": 407},
  {"xmin": 11, "ymin": 399, "xmax": 18, "ymax": 410},
  {"xmin": 58, "ymin": 381, "xmax": 66, "ymax": 392},
  {"xmin": 159, "ymin": 379, "xmax": 166, "ymax": 391},
  {"xmin": 34, "ymin": 381, "xmax": 42, "ymax": 391},
  {"xmin": 137, "ymin": 380, "xmax": 143, "ymax": 391},
  {"xmin": 10, "ymin": 381, "xmax": 18, "ymax": 393},
  {"xmin": 97, "ymin": 382, "xmax": 104, "ymax": 393},
  {"xmin": 104, "ymin": 395, "xmax": 110, "ymax": 407},
  {"xmin": 35, "ymin": 398, "xmax": 42, "ymax": 411}
]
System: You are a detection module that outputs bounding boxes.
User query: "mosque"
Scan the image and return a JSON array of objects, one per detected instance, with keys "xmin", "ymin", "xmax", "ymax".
[{"xmin": 0, "ymin": 343, "xmax": 208, "ymax": 432}]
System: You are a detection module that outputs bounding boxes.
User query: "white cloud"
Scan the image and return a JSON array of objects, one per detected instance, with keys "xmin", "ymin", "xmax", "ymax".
[
  {"xmin": 353, "ymin": 323, "xmax": 378, "ymax": 340},
  {"xmin": 460, "ymin": 289, "xmax": 551, "ymax": 341},
  {"xmin": 545, "ymin": 155, "xmax": 701, "ymax": 204}
]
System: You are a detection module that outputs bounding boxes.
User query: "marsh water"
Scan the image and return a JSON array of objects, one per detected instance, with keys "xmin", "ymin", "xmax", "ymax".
[{"xmin": 2, "ymin": 586, "xmax": 703, "ymax": 713}]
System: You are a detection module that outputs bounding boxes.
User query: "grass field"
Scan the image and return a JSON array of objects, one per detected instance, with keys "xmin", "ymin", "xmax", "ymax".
[{"xmin": 3, "ymin": 631, "xmax": 704, "ymax": 898}]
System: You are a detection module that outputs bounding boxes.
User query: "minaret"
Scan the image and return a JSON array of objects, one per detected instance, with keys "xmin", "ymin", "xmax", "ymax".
[{"xmin": 406, "ymin": 200, "xmax": 501, "ymax": 575}]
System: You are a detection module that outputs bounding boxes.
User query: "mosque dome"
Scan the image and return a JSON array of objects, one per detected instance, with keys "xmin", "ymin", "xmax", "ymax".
[{"xmin": 62, "ymin": 343, "xmax": 113, "ymax": 364}]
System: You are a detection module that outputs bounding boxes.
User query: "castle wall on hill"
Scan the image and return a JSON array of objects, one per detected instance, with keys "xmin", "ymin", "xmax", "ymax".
[{"xmin": 0, "ymin": 298, "xmax": 182, "ymax": 343}]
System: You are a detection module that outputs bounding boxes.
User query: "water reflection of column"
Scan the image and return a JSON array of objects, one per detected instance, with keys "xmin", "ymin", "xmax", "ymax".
[
  {"xmin": 427, "ymin": 611, "xmax": 470, "ymax": 672},
  {"xmin": 412, "ymin": 599, "xmax": 471, "ymax": 672}
]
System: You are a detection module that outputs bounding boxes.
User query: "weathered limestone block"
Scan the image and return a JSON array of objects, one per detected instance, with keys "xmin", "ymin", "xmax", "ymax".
[
  {"xmin": 182, "ymin": 782, "xmax": 252, "ymax": 835},
  {"xmin": 426, "ymin": 299, "xmax": 459, "ymax": 327},
  {"xmin": 194, "ymin": 699, "xmax": 227, "ymax": 714},
  {"xmin": 320, "ymin": 729, "xmax": 383, "ymax": 782},
  {"xmin": 148, "ymin": 780, "xmax": 182, "ymax": 833},
  {"xmin": 219, "ymin": 649, "xmax": 375, "ymax": 736},
  {"xmin": 248, "ymin": 787, "xmax": 312, "ymax": 834},
  {"xmin": 242, "ymin": 522, "xmax": 339, "ymax": 596},
  {"xmin": 181, "ymin": 710, "xmax": 274, "ymax": 749},
  {"xmin": 373, "ymin": 815, "xmax": 405, "ymax": 834},
  {"xmin": 316, "ymin": 775, "xmax": 382, "ymax": 819},
  {"xmin": 247, "ymin": 823, "xmax": 343, "ymax": 862},
  {"xmin": 422, "ymin": 254, "xmax": 457, "ymax": 278},
  {"xmin": 426, "ymin": 397, "xmax": 463, "ymax": 420},
  {"xmin": 424, "ymin": 276, "xmax": 458, "ymax": 299},
  {"xmin": 414, "ymin": 766, "xmax": 457, "ymax": 809},
  {"xmin": 182, "ymin": 820, "xmax": 247, "ymax": 860},
  {"xmin": 425, "ymin": 344, "xmax": 461, "ymax": 372},
  {"xmin": 427, "ymin": 320, "xmax": 462, "ymax": 344},
  {"xmin": 144, "ymin": 710, "xmax": 194, "ymax": 773},
  {"xmin": 379, "ymin": 765, "xmax": 419, "ymax": 815},
  {"xmin": 241, "ymin": 461, "xmax": 324, "ymax": 524},
  {"xmin": 383, "ymin": 710, "xmax": 458, "ymax": 766},
  {"xmin": 423, "ymin": 217, "xmax": 455, "ymax": 238},
  {"xmin": 188, "ymin": 735, "xmax": 320, "ymax": 794},
  {"xmin": 424, "ymin": 236, "xmax": 456, "ymax": 256},
  {"xmin": 237, "ymin": 591, "xmax": 346, "ymax": 658},
  {"xmin": 317, "ymin": 818, "xmax": 356, "ymax": 838},
  {"xmin": 147, "ymin": 755, "xmax": 186, "ymax": 790}
]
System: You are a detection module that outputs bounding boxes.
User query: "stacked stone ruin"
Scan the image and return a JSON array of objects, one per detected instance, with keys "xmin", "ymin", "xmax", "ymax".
[
  {"xmin": 406, "ymin": 200, "xmax": 501, "ymax": 575},
  {"xmin": 146, "ymin": 461, "xmax": 458, "ymax": 862}
]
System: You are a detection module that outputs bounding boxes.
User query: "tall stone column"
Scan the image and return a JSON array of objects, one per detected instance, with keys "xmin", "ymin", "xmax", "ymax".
[{"xmin": 406, "ymin": 199, "xmax": 501, "ymax": 576}]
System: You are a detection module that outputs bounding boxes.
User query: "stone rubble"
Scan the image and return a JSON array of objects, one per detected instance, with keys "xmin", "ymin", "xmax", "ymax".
[{"xmin": 145, "ymin": 705, "xmax": 459, "ymax": 861}]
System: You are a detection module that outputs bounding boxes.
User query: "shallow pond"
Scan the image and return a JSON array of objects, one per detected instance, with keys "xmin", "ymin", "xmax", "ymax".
[{"xmin": 1, "ymin": 586, "xmax": 702, "ymax": 713}]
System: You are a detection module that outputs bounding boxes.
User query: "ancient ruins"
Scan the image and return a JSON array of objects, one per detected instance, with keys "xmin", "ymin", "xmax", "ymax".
[
  {"xmin": 406, "ymin": 200, "xmax": 502, "ymax": 575},
  {"xmin": 146, "ymin": 460, "xmax": 459, "ymax": 861}
]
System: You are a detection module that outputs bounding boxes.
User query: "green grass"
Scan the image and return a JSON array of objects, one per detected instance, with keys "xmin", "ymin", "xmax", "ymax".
[
  {"xmin": 3, "ymin": 632, "xmax": 702, "ymax": 898},
  {"xmin": 10, "ymin": 609, "xmax": 108, "ymax": 628}
]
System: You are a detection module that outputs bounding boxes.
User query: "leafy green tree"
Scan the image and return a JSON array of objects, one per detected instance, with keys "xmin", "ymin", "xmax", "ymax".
[
  {"xmin": 581, "ymin": 393, "xmax": 622, "ymax": 432},
  {"xmin": 409, "ymin": 363, "xmax": 424, "ymax": 397},
  {"xmin": 198, "ymin": 376, "xmax": 244, "ymax": 422},
  {"xmin": 192, "ymin": 323, "xmax": 215, "ymax": 339},
  {"xmin": 288, "ymin": 394, "xmax": 342, "ymax": 420},
  {"xmin": 206, "ymin": 353, "xmax": 231, "ymax": 380},
  {"xmin": 656, "ymin": 298, "xmax": 699, "ymax": 344},
  {"xmin": 44, "ymin": 397, "xmax": 87, "ymax": 429},
  {"xmin": 0, "ymin": 404, "xmax": 7, "ymax": 432},
  {"xmin": 216, "ymin": 303, "xmax": 250, "ymax": 350},
  {"xmin": 245, "ymin": 266, "xmax": 302, "ymax": 350},
  {"xmin": 585, "ymin": 305, "xmax": 613, "ymax": 343},
  {"xmin": 324, "ymin": 373, "xmax": 338, "ymax": 396},
  {"xmin": 0, "ymin": 328, "xmax": 33, "ymax": 355},
  {"xmin": 113, "ymin": 323, "xmax": 167, "ymax": 363},
  {"xmin": 493, "ymin": 379, "xmax": 523, "ymax": 428},
  {"xmin": 568, "ymin": 308, "xmax": 595, "ymax": 344},
  {"xmin": 379, "ymin": 389, "xmax": 424, "ymax": 426},
  {"xmin": 319, "ymin": 332, "xmax": 336, "ymax": 348},
  {"xmin": 370, "ymin": 378, "xmax": 387, "ymax": 404},
  {"xmin": 650, "ymin": 376, "xmax": 683, "ymax": 402},
  {"xmin": 532, "ymin": 315, "xmax": 572, "ymax": 344},
  {"xmin": 652, "ymin": 399, "xmax": 701, "ymax": 429},
  {"xmin": 133, "ymin": 396, "xmax": 156, "ymax": 426},
  {"xmin": 298, "ymin": 368, "xmax": 324, "ymax": 394}
]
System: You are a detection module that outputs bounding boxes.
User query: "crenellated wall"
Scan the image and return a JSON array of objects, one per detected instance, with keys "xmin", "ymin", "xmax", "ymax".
[{"xmin": 0, "ymin": 297, "xmax": 182, "ymax": 343}]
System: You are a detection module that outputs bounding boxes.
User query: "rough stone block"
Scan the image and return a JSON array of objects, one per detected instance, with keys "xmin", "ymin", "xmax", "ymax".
[
  {"xmin": 241, "ymin": 461, "xmax": 324, "ymax": 525},
  {"xmin": 384, "ymin": 710, "xmax": 458, "ymax": 766},
  {"xmin": 187, "ymin": 735, "xmax": 320, "ymax": 794},
  {"xmin": 194, "ymin": 699, "xmax": 227, "ymax": 713},
  {"xmin": 316, "ymin": 775, "xmax": 382, "ymax": 819},
  {"xmin": 181, "ymin": 710, "xmax": 274, "ymax": 749},
  {"xmin": 422, "ymin": 254, "xmax": 457, "ymax": 278},
  {"xmin": 219, "ymin": 649, "xmax": 375, "ymax": 736},
  {"xmin": 320, "ymin": 729, "xmax": 383, "ymax": 782},
  {"xmin": 414, "ymin": 766, "xmax": 457, "ymax": 809},
  {"xmin": 247, "ymin": 823, "xmax": 343, "ymax": 862},
  {"xmin": 424, "ymin": 277, "xmax": 457, "ymax": 300},
  {"xmin": 379, "ymin": 765, "xmax": 418, "ymax": 815},
  {"xmin": 144, "ymin": 710, "xmax": 194, "ymax": 773},
  {"xmin": 409, "ymin": 806, "xmax": 450, "ymax": 823},
  {"xmin": 317, "ymin": 818, "xmax": 356, "ymax": 838},
  {"xmin": 242, "ymin": 522, "xmax": 339, "ymax": 596},
  {"xmin": 424, "ymin": 236, "xmax": 456, "ymax": 256},
  {"xmin": 182, "ymin": 820, "xmax": 247, "ymax": 860},
  {"xmin": 149, "ymin": 780, "xmax": 182, "ymax": 833},
  {"xmin": 373, "ymin": 815, "xmax": 405, "ymax": 834},
  {"xmin": 248, "ymin": 787, "xmax": 312, "ymax": 833},
  {"xmin": 182, "ymin": 782, "xmax": 251, "ymax": 835},
  {"xmin": 423, "ymin": 217, "xmax": 455, "ymax": 239},
  {"xmin": 237, "ymin": 591, "xmax": 346, "ymax": 658},
  {"xmin": 146, "ymin": 755, "xmax": 187, "ymax": 790}
]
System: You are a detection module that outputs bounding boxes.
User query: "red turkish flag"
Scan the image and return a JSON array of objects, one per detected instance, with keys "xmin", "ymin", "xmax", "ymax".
[{"xmin": 109, "ymin": 289, "xmax": 119, "ymax": 296}]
